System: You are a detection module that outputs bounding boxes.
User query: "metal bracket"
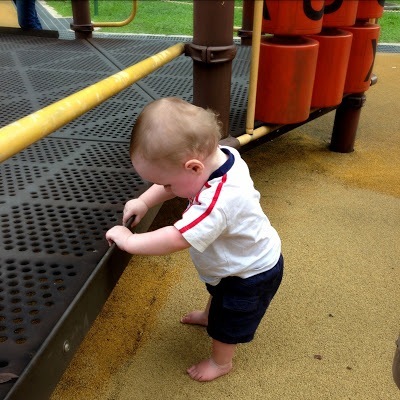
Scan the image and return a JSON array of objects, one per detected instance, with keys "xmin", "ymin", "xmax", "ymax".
[
  {"xmin": 370, "ymin": 73, "xmax": 378, "ymax": 86},
  {"xmin": 184, "ymin": 43, "xmax": 237, "ymax": 64},
  {"xmin": 69, "ymin": 23, "xmax": 94, "ymax": 32},
  {"xmin": 237, "ymin": 29, "xmax": 253, "ymax": 39},
  {"xmin": 345, "ymin": 94, "xmax": 367, "ymax": 109}
]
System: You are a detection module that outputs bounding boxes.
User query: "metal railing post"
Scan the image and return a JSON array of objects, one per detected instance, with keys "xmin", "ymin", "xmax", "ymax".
[
  {"xmin": 70, "ymin": 0, "xmax": 93, "ymax": 39},
  {"xmin": 187, "ymin": 0, "xmax": 237, "ymax": 138}
]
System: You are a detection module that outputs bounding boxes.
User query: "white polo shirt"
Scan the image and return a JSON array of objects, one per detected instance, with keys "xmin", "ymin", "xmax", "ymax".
[{"xmin": 174, "ymin": 146, "xmax": 281, "ymax": 286}]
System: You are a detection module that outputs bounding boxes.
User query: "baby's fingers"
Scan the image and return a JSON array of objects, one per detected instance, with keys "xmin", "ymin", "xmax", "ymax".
[
  {"xmin": 124, "ymin": 214, "xmax": 137, "ymax": 228},
  {"xmin": 105, "ymin": 226, "xmax": 120, "ymax": 245},
  {"xmin": 122, "ymin": 207, "xmax": 136, "ymax": 225}
]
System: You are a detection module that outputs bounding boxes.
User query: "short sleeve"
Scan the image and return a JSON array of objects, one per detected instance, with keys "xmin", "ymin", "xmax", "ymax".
[{"xmin": 174, "ymin": 197, "xmax": 227, "ymax": 252}]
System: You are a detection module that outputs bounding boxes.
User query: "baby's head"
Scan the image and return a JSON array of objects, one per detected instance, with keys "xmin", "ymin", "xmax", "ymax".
[{"xmin": 130, "ymin": 97, "xmax": 222, "ymax": 166}]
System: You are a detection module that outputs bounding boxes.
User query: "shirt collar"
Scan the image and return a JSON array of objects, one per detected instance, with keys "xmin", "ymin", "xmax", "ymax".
[{"xmin": 208, "ymin": 147, "xmax": 235, "ymax": 181}]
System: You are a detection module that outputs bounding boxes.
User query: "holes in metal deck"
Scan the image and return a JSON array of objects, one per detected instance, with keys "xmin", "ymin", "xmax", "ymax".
[
  {"xmin": 31, "ymin": 169, "xmax": 144, "ymax": 204},
  {"xmin": 0, "ymin": 204, "xmax": 119, "ymax": 256},
  {"xmin": 70, "ymin": 142, "xmax": 133, "ymax": 169},
  {"xmin": 0, "ymin": 98, "xmax": 35, "ymax": 128},
  {"xmin": 0, "ymin": 165, "xmax": 50, "ymax": 198},
  {"xmin": 155, "ymin": 58, "xmax": 192, "ymax": 77},
  {"xmin": 92, "ymin": 37, "xmax": 181, "ymax": 55},
  {"xmin": 53, "ymin": 97, "xmax": 149, "ymax": 141},
  {"xmin": 26, "ymin": 69, "xmax": 108, "ymax": 94},
  {"xmin": 0, "ymin": 258, "xmax": 80, "ymax": 346},
  {"xmin": 16, "ymin": 50, "xmax": 115, "ymax": 73},
  {"xmin": 56, "ymin": 98, "xmax": 144, "ymax": 131},
  {"xmin": 0, "ymin": 70, "xmax": 28, "ymax": 96},
  {"xmin": 15, "ymin": 138, "xmax": 85, "ymax": 164},
  {"xmin": 0, "ymin": 52, "xmax": 15, "ymax": 68},
  {"xmin": 232, "ymin": 58, "xmax": 251, "ymax": 78},
  {"xmin": 229, "ymin": 80, "xmax": 249, "ymax": 136},
  {"xmin": 141, "ymin": 75, "xmax": 193, "ymax": 100}
]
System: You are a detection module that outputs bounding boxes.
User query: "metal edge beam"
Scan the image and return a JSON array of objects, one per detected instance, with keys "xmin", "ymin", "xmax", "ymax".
[{"xmin": 4, "ymin": 205, "xmax": 162, "ymax": 400}]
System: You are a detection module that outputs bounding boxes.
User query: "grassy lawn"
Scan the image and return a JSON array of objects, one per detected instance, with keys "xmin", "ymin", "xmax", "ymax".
[
  {"xmin": 380, "ymin": 10, "xmax": 400, "ymax": 42},
  {"xmin": 45, "ymin": 0, "xmax": 244, "ymax": 36},
  {"xmin": 45, "ymin": 0, "xmax": 399, "ymax": 42}
]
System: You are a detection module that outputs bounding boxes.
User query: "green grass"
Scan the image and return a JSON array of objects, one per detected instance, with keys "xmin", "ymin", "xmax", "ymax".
[
  {"xmin": 380, "ymin": 10, "xmax": 400, "ymax": 43},
  {"xmin": 45, "ymin": 0, "xmax": 399, "ymax": 42},
  {"xmin": 45, "ymin": 0, "xmax": 243, "ymax": 36}
]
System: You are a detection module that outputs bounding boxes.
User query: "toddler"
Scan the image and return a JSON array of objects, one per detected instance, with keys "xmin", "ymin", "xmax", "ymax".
[{"xmin": 106, "ymin": 97, "xmax": 283, "ymax": 382}]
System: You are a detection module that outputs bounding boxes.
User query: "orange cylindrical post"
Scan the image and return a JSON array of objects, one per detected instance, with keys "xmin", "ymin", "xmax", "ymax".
[
  {"xmin": 255, "ymin": 36, "xmax": 319, "ymax": 124},
  {"xmin": 308, "ymin": 28, "xmax": 353, "ymax": 107},
  {"xmin": 343, "ymin": 22, "xmax": 380, "ymax": 93},
  {"xmin": 323, "ymin": 0, "xmax": 359, "ymax": 27},
  {"xmin": 262, "ymin": 0, "xmax": 324, "ymax": 36},
  {"xmin": 356, "ymin": 0, "xmax": 385, "ymax": 20}
]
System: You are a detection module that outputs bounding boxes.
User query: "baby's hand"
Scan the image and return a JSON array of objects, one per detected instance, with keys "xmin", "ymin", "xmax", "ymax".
[
  {"xmin": 105, "ymin": 225, "xmax": 132, "ymax": 249},
  {"xmin": 123, "ymin": 198, "xmax": 149, "ymax": 226}
]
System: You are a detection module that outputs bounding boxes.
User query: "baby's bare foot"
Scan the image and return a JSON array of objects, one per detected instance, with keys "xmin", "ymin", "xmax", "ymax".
[
  {"xmin": 180, "ymin": 310, "xmax": 208, "ymax": 327},
  {"xmin": 187, "ymin": 358, "xmax": 232, "ymax": 382}
]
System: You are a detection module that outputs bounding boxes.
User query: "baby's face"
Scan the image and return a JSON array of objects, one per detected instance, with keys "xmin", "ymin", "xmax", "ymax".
[{"xmin": 132, "ymin": 154, "xmax": 205, "ymax": 199}]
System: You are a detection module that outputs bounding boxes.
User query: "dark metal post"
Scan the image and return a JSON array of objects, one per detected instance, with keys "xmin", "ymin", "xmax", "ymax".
[
  {"xmin": 238, "ymin": 0, "xmax": 255, "ymax": 46},
  {"xmin": 186, "ymin": 0, "xmax": 237, "ymax": 138},
  {"xmin": 330, "ymin": 93, "xmax": 366, "ymax": 153},
  {"xmin": 394, "ymin": 335, "xmax": 400, "ymax": 389},
  {"xmin": 70, "ymin": 0, "xmax": 93, "ymax": 39}
]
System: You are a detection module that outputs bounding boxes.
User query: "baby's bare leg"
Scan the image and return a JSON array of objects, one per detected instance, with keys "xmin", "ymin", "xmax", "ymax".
[
  {"xmin": 187, "ymin": 339, "xmax": 235, "ymax": 382},
  {"xmin": 180, "ymin": 295, "xmax": 211, "ymax": 326}
]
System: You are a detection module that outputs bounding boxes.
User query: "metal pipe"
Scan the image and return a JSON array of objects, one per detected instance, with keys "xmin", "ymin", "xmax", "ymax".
[
  {"xmin": 191, "ymin": 0, "xmax": 236, "ymax": 138},
  {"xmin": 237, "ymin": 125, "xmax": 275, "ymax": 146},
  {"xmin": 394, "ymin": 335, "xmax": 400, "ymax": 390},
  {"xmin": 238, "ymin": 0, "xmax": 255, "ymax": 46},
  {"xmin": 245, "ymin": 0, "xmax": 264, "ymax": 135},
  {"xmin": 330, "ymin": 93, "xmax": 366, "ymax": 153},
  {"xmin": 93, "ymin": 0, "xmax": 137, "ymax": 28},
  {"xmin": 71, "ymin": 0, "xmax": 93, "ymax": 39},
  {"xmin": 0, "ymin": 43, "xmax": 185, "ymax": 163}
]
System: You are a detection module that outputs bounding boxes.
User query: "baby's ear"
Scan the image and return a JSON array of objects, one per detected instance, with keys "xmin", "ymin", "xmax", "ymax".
[{"xmin": 185, "ymin": 159, "xmax": 204, "ymax": 174}]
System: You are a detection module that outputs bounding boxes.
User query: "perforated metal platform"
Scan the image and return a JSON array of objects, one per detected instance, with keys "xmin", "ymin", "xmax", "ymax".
[{"xmin": 0, "ymin": 33, "xmax": 251, "ymax": 399}]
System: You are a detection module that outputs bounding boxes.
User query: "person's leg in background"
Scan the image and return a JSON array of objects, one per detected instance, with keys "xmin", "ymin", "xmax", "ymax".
[{"xmin": 13, "ymin": 0, "xmax": 42, "ymax": 30}]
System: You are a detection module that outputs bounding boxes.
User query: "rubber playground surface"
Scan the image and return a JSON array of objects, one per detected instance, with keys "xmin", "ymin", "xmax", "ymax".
[
  {"xmin": 48, "ymin": 52, "xmax": 400, "ymax": 399},
  {"xmin": 1, "ymin": 2, "xmax": 399, "ymax": 399}
]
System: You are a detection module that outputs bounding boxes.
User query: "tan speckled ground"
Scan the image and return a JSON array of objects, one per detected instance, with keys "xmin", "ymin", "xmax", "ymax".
[
  {"xmin": 0, "ymin": 0, "xmax": 19, "ymax": 28},
  {"xmin": 51, "ymin": 53, "xmax": 400, "ymax": 399}
]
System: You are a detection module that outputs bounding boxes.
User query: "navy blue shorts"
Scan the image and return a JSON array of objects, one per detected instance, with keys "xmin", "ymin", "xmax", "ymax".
[{"xmin": 206, "ymin": 254, "xmax": 284, "ymax": 344}]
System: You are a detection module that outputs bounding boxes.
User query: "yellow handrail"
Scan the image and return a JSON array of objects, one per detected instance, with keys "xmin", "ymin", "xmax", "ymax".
[
  {"xmin": 245, "ymin": 0, "xmax": 263, "ymax": 135},
  {"xmin": 237, "ymin": 125, "xmax": 274, "ymax": 146},
  {"xmin": 0, "ymin": 42, "xmax": 185, "ymax": 163},
  {"xmin": 93, "ymin": 0, "xmax": 137, "ymax": 28}
]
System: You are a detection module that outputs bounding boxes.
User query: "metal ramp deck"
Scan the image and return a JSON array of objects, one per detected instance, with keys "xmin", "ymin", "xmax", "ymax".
[{"xmin": 0, "ymin": 32, "xmax": 251, "ymax": 400}]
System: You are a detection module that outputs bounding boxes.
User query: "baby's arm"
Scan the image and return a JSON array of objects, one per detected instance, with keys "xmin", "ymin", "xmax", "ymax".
[
  {"xmin": 123, "ymin": 184, "xmax": 176, "ymax": 226},
  {"xmin": 106, "ymin": 225, "xmax": 190, "ymax": 255}
]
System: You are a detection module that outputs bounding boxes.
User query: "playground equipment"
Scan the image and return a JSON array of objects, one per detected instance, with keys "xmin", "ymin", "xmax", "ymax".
[
  {"xmin": 0, "ymin": 0, "xmax": 385, "ymax": 398},
  {"xmin": 71, "ymin": 0, "xmax": 138, "ymax": 36},
  {"xmin": 0, "ymin": 43, "xmax": 185, "ymax": 162},
  {"xmin": 309, "ymin": 29, "xmax": 353, "ymax": 108},
  {"xmin": 255, "ymin": 36, "xmax": 319, "ymax": 124}
]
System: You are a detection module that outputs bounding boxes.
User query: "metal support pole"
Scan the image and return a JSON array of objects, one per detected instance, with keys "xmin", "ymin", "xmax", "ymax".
[
  {"xmin": 94, "ymin": 0, "xmax": 99, "ymax": 16},
  {"xmin": 188, "ymin": 0, "xmax": 236, "ymax": 138},
  {"xmin": 394, "ymin": 335, "xmax": 400, "ymax": 390},
  {"xmin": 70, "ymin": 0, "xmax": 93, "ymax": 39},
  {"xmin": 330, "ymin": 93, "xmax": 366, "ymax": 153},
  {"xmin": 238, "ymin": 0, "xmax": 255, "ymax": 46}
]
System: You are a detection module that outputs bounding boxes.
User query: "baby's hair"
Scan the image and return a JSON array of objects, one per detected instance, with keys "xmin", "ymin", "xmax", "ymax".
[{"xmin": 130, "ymin": 97, "xmax": 222, "ymax": 164}]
